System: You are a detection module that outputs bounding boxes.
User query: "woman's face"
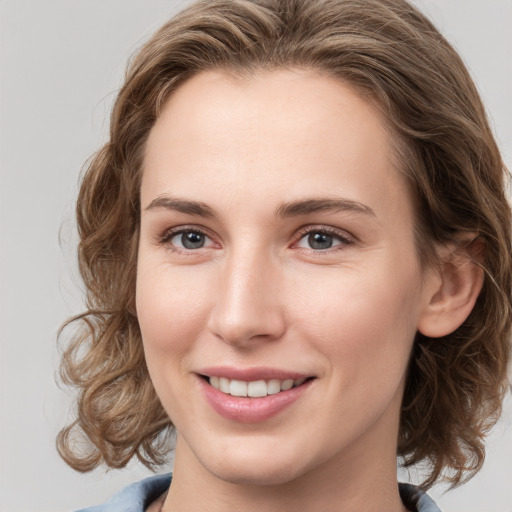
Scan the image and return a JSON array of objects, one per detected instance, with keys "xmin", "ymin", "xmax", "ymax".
[{"xmin": 137, "ymin": 69, "xmax": 438, "ymax": 486}]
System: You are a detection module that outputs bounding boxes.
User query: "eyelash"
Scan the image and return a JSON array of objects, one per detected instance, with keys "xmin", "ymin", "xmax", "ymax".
[
  {"xmin": 158, "ymin": 225, "xmax": 354, "ymax": 254},
  {"xmin": 158, "ymin": 226, "xmax": 216, "ymax": 254},
  {"xmin": 294, "ymin": 225, "xmax": 355, "ymax": 252}
]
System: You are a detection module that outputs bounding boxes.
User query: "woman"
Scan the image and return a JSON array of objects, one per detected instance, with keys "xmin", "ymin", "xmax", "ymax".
[{"xmin": 58, "ymin": 0, "xmax": 512, "ymax": 511}]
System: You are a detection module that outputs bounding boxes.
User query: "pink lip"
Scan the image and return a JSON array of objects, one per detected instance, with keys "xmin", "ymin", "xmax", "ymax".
[
  {"xmin": 197, "ymin": 372, "xmax": 314, "ymax": 424},
  {"xmin": 198, "ymin": 366, "xmax": 310, "ymax": 381}
]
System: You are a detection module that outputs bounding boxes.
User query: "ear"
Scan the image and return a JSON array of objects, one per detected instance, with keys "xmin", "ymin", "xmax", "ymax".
[{"xmin": 418, "ymin": 236, "xmax": 484, "ymax": 338}]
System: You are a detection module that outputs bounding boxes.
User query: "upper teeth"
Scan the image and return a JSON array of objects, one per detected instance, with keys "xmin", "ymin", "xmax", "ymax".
[{"xmin": 208, "ymin": 377, "xmax": 307, "ymax": 397}]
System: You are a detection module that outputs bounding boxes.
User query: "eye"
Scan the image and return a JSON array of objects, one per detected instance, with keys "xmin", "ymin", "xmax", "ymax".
[
  {"xmin": 173, "ymin": 231, "xmax": 207, "ymax": 249},
  {"xmin": 161, "ymin": 228, "xmax": 216, "ymax": 251},
  {"xmin": 295, "ymin": 227, "xmax": 353, "ymax": 251}
]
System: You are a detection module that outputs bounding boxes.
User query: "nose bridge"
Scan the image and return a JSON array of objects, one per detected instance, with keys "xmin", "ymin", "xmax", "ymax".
[{"xmin": 208, "ymin": 243, "xmax": 285, "ymax": 345}]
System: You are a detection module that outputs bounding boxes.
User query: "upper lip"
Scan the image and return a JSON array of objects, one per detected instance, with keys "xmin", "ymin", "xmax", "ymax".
[{"xmin": 197, "ymin": 366, "xmax": 313, "ymax": 381}]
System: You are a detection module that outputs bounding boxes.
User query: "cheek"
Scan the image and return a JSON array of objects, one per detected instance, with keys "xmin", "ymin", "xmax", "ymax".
[
  {"xmin": 288, "ymin": 262, "xmax": 421, "ymax": 380},
  {"xmin": 136, "ymin": 263, "xmax": 212, "ymax": 361},
  {"xmin": 135, "ymin": 262, "xmax": 215, "ymax": 424}
]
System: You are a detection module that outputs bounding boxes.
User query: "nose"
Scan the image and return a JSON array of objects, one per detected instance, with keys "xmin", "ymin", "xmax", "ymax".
[{"xmin": 207, "ymin": 251, "xmax": 286, "ymax": 347}]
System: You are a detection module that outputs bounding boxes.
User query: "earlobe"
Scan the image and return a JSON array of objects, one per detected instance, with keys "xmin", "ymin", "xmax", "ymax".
[{"xmin": 418, "ymin": 237, "xmax": 484, "ymax": 338}]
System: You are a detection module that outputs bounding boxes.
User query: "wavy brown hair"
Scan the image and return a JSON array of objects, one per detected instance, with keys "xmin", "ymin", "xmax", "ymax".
[{"xmin": 58, "ymin": 0, "xmax": 512, "ymax": 488}]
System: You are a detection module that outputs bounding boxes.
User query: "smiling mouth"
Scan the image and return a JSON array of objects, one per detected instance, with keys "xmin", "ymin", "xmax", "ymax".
[
  {"xmin": 203, "ymin": 376, "xmax": 312, "ymax": 398},
  {"xmin": 199, "ymin": 373, "xmax": 315, "ymax": 422}
]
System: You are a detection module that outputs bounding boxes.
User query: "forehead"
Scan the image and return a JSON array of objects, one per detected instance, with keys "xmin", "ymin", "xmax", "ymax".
[
  {"xmin": 146, "ymin": 68, "xmax": 391, "ymax": 166},
  {"xmin": 142, "ymin": 69, "xmax": 412, "ymax": 226}
]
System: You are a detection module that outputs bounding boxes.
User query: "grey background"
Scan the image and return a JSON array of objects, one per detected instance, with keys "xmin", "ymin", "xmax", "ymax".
[{"xmin": 0, "ymin": 1, "xmax": 511, "ymax": 511}]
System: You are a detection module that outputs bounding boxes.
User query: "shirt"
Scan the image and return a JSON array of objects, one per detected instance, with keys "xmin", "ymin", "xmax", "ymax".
[{"xmin": 76, "ymin": 473, "xmax": 442, "ymax": 512}]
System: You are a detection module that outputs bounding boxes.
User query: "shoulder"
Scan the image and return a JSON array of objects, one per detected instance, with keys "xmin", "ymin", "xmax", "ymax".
[
  {"xmin": 399, "ymin": 483, "xmax": 442, "ymax": 512},
  {"xmin": 75, "ymin": 473, "xmax": 172, "ymax": 512}
]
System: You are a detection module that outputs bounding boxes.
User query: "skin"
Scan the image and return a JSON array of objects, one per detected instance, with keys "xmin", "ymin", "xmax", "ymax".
[{"xmin": 137, "ymin": 69, "xmax": 481, "ymax": 512}]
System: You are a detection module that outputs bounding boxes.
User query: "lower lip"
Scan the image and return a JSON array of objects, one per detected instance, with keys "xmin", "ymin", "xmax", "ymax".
[{"xmin": 199, "ymin": 377, "xmax": 313, "ymax": 423}]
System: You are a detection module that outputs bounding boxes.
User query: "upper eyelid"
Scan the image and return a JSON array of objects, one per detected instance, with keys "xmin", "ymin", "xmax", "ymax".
[
  {"xmin": 160, "ymin": 224, "xmax": 214, "ymax": 241},
  {"xmin": 294, "ymin": 225, "xmax": 355, "ymax": 243}
]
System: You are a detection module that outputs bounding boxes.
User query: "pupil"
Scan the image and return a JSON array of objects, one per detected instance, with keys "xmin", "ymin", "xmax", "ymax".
[
  {"xmin": 182, "ymin": 232, "xmax": 204, "ymax": 249},
  {"xmin": 308, "ymin": 232, "xmax": 333, "ymax": 250}
]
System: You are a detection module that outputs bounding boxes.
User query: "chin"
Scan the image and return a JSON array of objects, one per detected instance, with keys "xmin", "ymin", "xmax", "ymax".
[
  {"xmin": 195, "ymin": 439, "xmax": 316, "ymax": 487},
  {"xmin": 210, "ymin": 460, "xmax": 307, "ymax": 487}
]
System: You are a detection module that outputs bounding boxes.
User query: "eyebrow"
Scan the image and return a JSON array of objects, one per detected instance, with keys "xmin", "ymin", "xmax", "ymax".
[
  {"xmin": 144, "ymin": 195, "xmax": 375, "ymax": 219},
  {"xmin": 144, "ymin": 196, "xmax": 216, "ymax": 217},
  {"xmin": 274, "ymin": 198, "xmax": 376, "ymax": 218}
]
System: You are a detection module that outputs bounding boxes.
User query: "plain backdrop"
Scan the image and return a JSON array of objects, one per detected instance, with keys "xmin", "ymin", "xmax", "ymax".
[{"xmin": 0, "ymin": 1, "xmax": 511, "ymax": 511}]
